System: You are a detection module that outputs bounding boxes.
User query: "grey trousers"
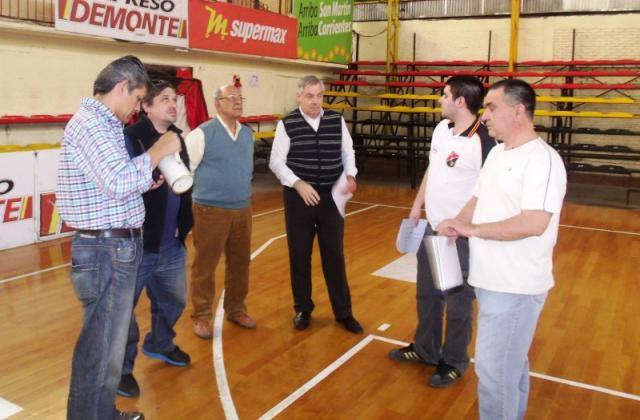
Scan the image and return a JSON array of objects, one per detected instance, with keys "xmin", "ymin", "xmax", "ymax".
[{"xmin": 413, "ymin": 226, "xmax": 475, "ymax": 374}]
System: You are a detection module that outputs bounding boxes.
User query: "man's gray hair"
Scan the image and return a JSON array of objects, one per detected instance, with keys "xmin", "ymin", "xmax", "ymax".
[
  {"xmin": 297, "ymin": 75, "xmax": 324, "ymax": 95},
  {"xmin": 214, "ymin": 84, "xmax": 233, "ymax": 100},
  {"xmin": 93, "ymin": 55, "xmax": 150, "ymax": 96}
]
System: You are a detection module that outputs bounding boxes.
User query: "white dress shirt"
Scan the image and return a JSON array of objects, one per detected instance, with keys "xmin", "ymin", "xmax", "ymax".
[{"xmin": 269, "ymin": 108, "xmax": 358, "ymax": 187}]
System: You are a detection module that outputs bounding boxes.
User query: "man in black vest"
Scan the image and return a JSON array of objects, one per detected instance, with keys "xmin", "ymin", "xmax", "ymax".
[
  {"xmin": 118, "ymin": 80, "xmax": 193, "ymax": 398},
  {"xmin": 269, "ymin": 75, "xmax": 362, "ymax": 334}
]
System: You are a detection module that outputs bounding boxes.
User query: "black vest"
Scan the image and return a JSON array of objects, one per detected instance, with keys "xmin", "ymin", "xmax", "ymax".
[{"xmin": 282, "ymin": 109, "xmax": 343, "ymax": 192}]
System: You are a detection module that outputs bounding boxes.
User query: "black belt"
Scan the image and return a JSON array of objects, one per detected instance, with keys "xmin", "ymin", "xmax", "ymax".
[{"xmin": 76, "ymin": 228, "xmax": 143, "ymax": 238}]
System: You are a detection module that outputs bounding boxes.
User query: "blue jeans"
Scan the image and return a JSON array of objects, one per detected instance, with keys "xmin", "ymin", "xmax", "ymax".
[
  {"xmin": 475, "ymin": 288, "xmax": 548, "ymax": 420},
  {"xmin": 67, "ymin": 234, "xmax": 142, "ymax": 420},
  {"xmin": 123, "ymin": 239, "xmax": 187, "ymax": 374}
]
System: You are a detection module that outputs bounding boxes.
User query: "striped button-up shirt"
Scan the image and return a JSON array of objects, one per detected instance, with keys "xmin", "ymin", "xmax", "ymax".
[{"xmin": 57, "ymin": 97, "xmax": 153, "ymax": 229}]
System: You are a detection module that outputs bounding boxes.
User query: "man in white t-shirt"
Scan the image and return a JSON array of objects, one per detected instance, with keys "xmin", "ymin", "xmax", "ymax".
[
  {"xmin": 439, "ymin": 79, "xmax": 567, "ymax": 420},
  {"xmin": 388, "ymin": 76, "xmax": 496, "ymax": 388}
]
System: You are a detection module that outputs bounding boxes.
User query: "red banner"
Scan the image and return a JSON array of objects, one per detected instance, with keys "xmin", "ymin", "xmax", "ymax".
[{"xmin": 188, "ymin": 0, "xmax": 297, "ymax": 59}]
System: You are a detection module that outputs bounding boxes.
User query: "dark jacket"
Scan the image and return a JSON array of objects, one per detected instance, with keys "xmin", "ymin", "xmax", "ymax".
[{"xmin": 124, "ymin": 114, "xmax": 193, "ymax": 253}]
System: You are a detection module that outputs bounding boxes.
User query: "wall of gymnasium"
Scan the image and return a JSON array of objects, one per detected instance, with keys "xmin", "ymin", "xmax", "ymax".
[
  {"xmin": 353, "ymin": 13, "xmax": 640, "ymax": 62},
  {"xmin": 353, "ymin": 13, "xmax": 640, "ymax": 169},
  {"xmin": 0, "ymin": 21, "xmax": 338, "ymax": 146}
]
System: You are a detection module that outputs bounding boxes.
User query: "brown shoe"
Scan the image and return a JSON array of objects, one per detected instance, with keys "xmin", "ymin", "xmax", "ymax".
[
  {"xmin": 193, "ymin": 320, "xmax": 213, "ymax": 339},
  {"xmin": 227, "ymin": 312, "xmax": 257, "ymax": 329}
]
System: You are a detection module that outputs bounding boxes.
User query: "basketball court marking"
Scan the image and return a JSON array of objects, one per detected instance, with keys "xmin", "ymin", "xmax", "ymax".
[
  {"xmin": 0, "ymin": 263, "xmax": 70, "ymax": 285},
  {"xmin": 211, "ymin": 203, "xmax": 380, "ymax": 419},
  {"xmin": 351, "ymin": 200, "xmax": 640, "ymax": 236},
  {"xmin": 212, "ymin": 290, "xmax": 239, "ymax": 420},
  {"xmin": 372, "ymin": 253, "xmax": 417, "ymax": 283},
  {"xmin": 258, "ymin": 333, "xmax": 640, "ymax": 419},
  {"xmin": 0, "ymin": 397, "xmax": 22, "ymax": 418},
  {"xmin": 1, "ymin": 201, "xmax": 638, "ymax": 416},
  {"xmin": 4, "ymin": 199, "xmax": 636, "ymax": 286},
  {"xmin": 253, "ymin": 207, "xmax": 284, "ymax": 218},
  {"xmin": 0, "ymin": 206, "xmax": 286, "ymax": 287}
]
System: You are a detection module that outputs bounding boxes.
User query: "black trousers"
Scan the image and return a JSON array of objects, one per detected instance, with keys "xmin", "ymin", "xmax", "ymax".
[
  {"xmin": 283, "ymin": 188, "xmax": 353, "ymax": 319},
  {"xmin": 413, "ymin": 225, "xmax": 475, "ymax": 374}
]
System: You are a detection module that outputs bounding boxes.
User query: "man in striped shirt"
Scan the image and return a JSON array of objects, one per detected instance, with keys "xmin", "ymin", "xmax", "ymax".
[{"xmin": 57, "ymin": 55, "xmax": 181, "ymax": 420}]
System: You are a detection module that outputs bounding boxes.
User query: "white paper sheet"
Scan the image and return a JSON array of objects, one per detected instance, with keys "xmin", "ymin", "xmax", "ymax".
[
  {"xmin": 331, "ymin": 172, "xmax": 353, "ymax": 217},
  {"xmin": 396, "ymin": 218, "xmax": 428, "ymax": 254}
]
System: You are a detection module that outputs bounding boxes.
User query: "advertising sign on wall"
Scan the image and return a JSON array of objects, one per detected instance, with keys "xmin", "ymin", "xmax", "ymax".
[
  {"xmin": 189, "ymin": 0, "xmax": 297, "ymax": 59},
  {"xmin": 294, "ymin": 0, "xmax": 353, "ymax": 64},
  {"xmin": 35, "ymin": 149, "xmax": 74, "ymax": 241},
  {"xmin": 0, "ymin": 151, "xmax": 36, "ymax": 251},
  {"xmin": 54, "ymin": 0, "xmax": 189, "ymax": 47}
]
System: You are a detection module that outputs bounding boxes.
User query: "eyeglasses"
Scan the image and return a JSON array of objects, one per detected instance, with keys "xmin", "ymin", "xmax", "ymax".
[{"xmin": 218, "ymin": 95, "xmax": 245, "ymax": 102}]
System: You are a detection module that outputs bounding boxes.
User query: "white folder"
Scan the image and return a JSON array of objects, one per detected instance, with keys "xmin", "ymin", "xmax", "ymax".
[{"xmin": 423, "ymin": 235, "xmax": 463, "ymax": 293}]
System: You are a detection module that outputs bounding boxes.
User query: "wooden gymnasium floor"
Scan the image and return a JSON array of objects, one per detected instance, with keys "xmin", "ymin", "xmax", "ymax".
[{"xmin": 1, "ymin": 179, "xmax": 639, "ymax": 419}]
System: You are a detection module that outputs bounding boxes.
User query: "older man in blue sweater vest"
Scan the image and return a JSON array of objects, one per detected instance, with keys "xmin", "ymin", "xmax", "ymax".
[{"xmin": 185, "ymin": 84, "xmax": 256, "ymax": 338}]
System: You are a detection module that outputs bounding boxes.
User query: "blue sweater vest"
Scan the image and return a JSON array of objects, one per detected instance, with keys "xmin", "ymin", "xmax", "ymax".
[{"xmin": 193, "ymin": 118, "xmax": 253, "ymax": 209}]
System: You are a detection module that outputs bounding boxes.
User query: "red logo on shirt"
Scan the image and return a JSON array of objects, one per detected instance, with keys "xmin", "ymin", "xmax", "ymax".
[{"xmin": 446, "ymin": 151, "xmax": 459, "ymax": 167}]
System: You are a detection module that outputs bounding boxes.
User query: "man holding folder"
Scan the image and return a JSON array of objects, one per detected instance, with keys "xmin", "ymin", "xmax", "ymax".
[{"xmin": 388, "ymin": 76, "xmax": 495, "ymax": 387}]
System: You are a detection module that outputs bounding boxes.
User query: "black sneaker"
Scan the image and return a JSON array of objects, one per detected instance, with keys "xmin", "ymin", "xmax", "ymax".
[
  {"xmin": 388, "ymin": 344, "xmax": 436, "ymax": 365},
  {"xmin": 337, "ymin": 315, "xmax": 363, "ymax": 334},
  {"xmin": 428, "ymin": 360, "xmax": 462, "ymax": 388},
  {"xmin": 143, "ymin": 345, "xmax": 191, "ymax": 367},
  {"xmin": 117, "ymin": 374, "xmax": 140, "ymax": 398},
  {"xmin": 115, "ymin": 410, "xmax": 145, "ymax": 419}
]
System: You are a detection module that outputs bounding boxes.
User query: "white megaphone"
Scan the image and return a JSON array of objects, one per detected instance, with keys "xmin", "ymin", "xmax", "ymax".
[{"xmin": 158, "ymin": 152, "xmax": 193, "ymax": 194}]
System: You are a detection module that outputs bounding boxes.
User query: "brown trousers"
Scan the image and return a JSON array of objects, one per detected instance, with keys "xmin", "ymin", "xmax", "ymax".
[{"xmin": 190, "ymin": 203, "xmax": 252, "ymax": 322}]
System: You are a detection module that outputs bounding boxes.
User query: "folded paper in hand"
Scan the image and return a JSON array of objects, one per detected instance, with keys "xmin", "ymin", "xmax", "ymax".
[
  {"xmin": 423, "ymin": 235, "xmax": 463, "ymax": 293},
  {"xmin": 396, "ymin": 218, "xmax": 428, "ymax": 254},
  {"xmin": 332, "ymin": 172, "xmax": 353, "ymax": 217}
]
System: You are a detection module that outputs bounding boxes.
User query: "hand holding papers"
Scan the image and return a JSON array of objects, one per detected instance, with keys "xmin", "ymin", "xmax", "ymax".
[
  {"xmin": 332, "ymin": 172, "xmax": 353, "ymax": 217},
  {"xmin": 396, "ymin": 218, "xmax": 428, "ymax": 254},
  {"xmin": 423, "ymin": 235, "xmax": 463, "ymax": 294}
]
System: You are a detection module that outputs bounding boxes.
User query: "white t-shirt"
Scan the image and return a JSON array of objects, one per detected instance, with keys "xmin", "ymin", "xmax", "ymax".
[
  {"xmin": 425, "ymin": 119, "xmax": 485, "ymax": 229},
  {"xmin": 468, "ymin": 138, "xmax": 567, "ymax": 294}
]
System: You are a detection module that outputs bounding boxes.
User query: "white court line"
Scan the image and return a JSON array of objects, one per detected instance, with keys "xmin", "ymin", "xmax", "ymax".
[
  {"xmin": 351, "ymin": 200, "xmax": 411, "ymax": 211},
  {"xmin": 212, "ymin": 290, "xmax": 239, "ymax": 420},
  {"xmin": 345, "ymin": 204, "xmax": 378, "ymax": 217},
  {"xmin": 251, "ymin": 234, "xmax": 288, "ymax": 260},
  {"xmin": 0, "ymin": 397, "xmax": 22, "ymax": 419},
  {"xmin": 372, "ymin": 335, "xmax": 640, "ymax": 402},
  {"xmin": 559, "ymin": 224, "xmax": 640, "ymax": 237},
  {"xmin": 529, "ymin": 371, "xmax": 640, "ymax": 402},
  {"xmin": 0, "ymin": 397, "xmax": 22, "ymax": 418},
  {"xmin": 253, "ymin": 207, "xmax": 284, "ymax": 218},
  {"xmin": 4, "ymin": 200, "xmax": 636, "ymax": 286},
  {"xmin": 212, "ymin": 233, "xmax": 290, "ymax": 420},
  {"xmin": 0, "ymin": 263, "xmax": 70, "ymax": 285},
  {"xmin": 213, "ymin": 204, "xmax": 381, "ymax": 418},
  {"xmin": 259, "ymin": 333, "xmax": 640, "ymax": 419},
  {"xmin": 0, "ymin": 207, "xmax": 285, "ymax": 286},
  {"xmin": 351, "ymin": 200, "xmax": 640, "ymax": 236},
  {"xmin": 258, "ymin": 335, "xmax": 377, "ymax": 420}
]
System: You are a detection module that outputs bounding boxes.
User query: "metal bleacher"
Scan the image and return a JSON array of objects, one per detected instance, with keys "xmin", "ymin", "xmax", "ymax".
[{"xmin": 323, "ymin": 59, "xmax": 640, "ymax": 194}]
